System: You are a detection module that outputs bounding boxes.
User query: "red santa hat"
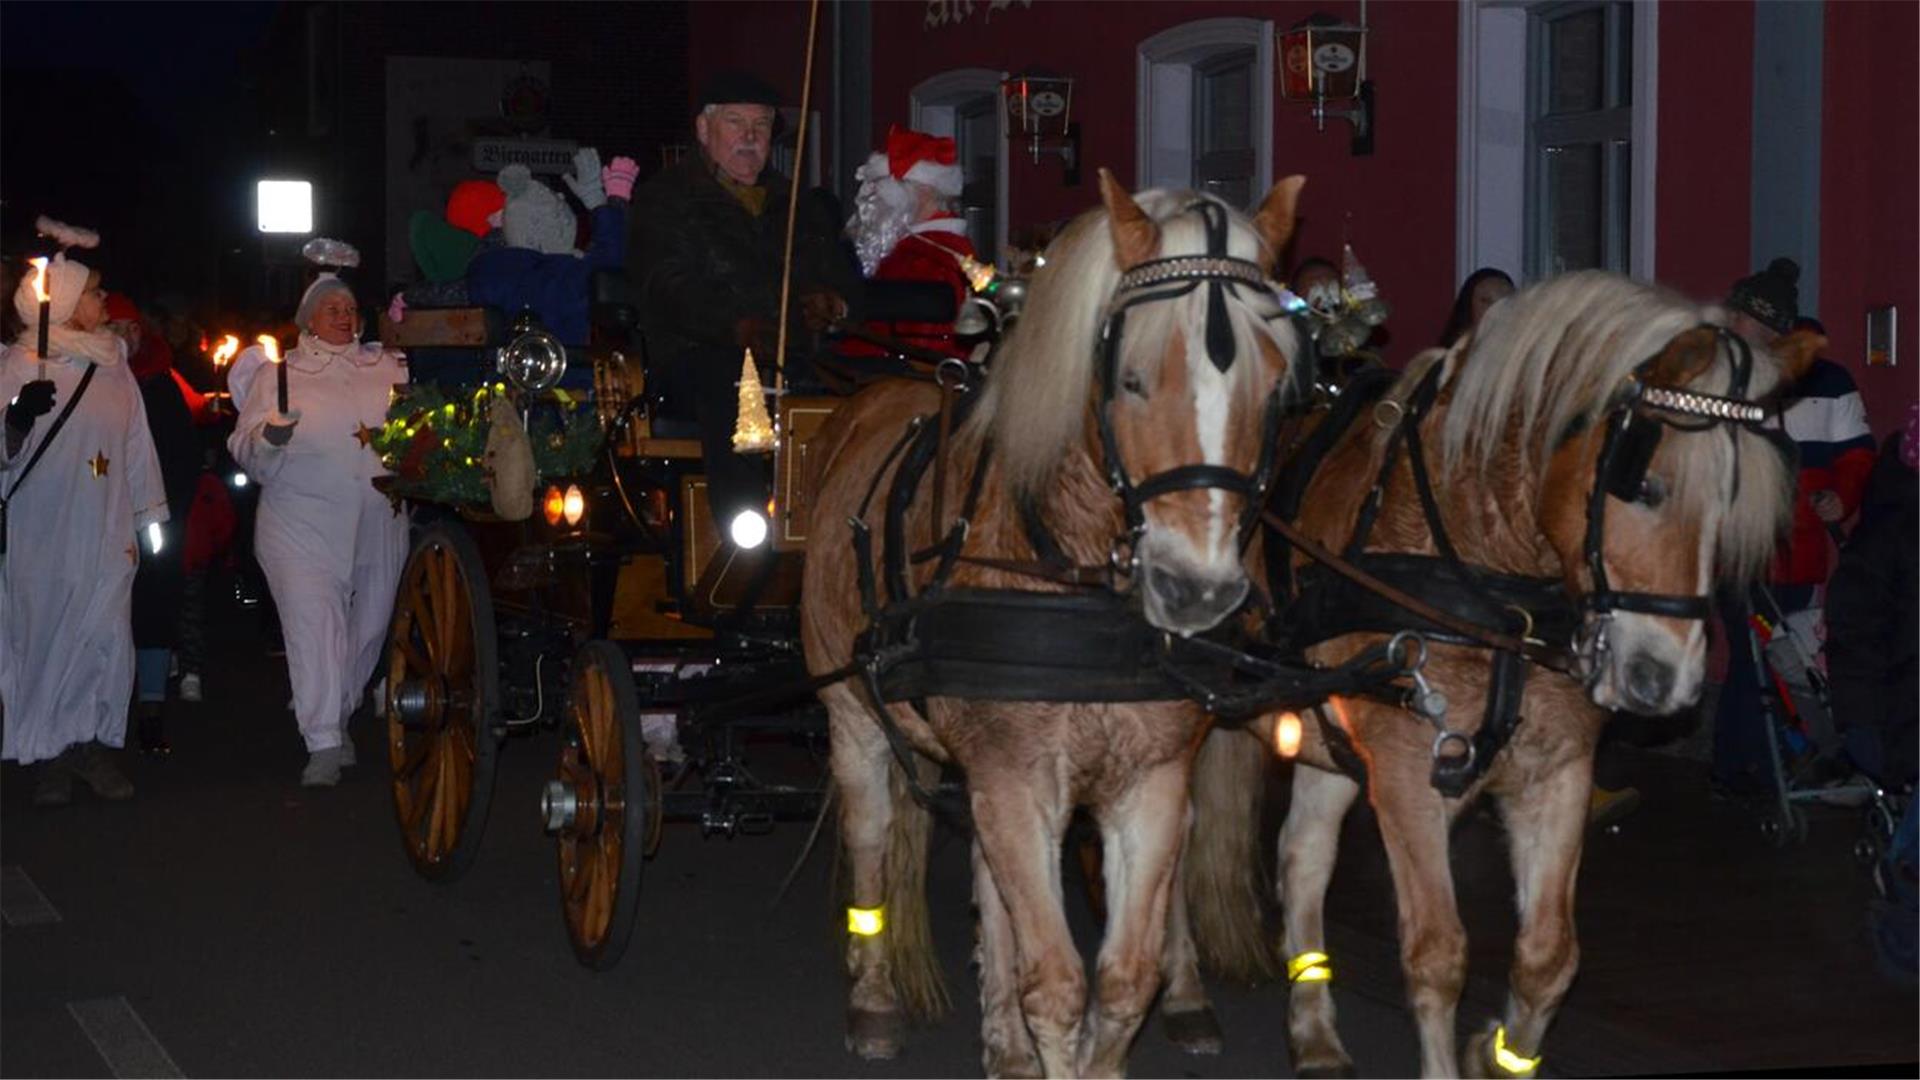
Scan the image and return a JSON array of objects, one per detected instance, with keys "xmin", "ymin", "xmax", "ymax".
[{"xmin": 858, "ymin": 125, "xmax": 963, "ymax": 198}]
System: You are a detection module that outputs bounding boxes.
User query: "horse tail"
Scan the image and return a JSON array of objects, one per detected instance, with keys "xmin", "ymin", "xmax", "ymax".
[
  {"xmin": 882, "ymin": 749, "xmax": 951, "ymax": 1019},
  {"xmin": 1184, "ymin": 726, "xmax": 1281, "ymax": 983}
]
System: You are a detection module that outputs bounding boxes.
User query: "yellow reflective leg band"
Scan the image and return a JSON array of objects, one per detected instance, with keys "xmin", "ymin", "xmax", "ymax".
[
  {"xmin": 847, "ymin": 906, "xmax": 885, "ymax": 937},
  {"xmin": 1286, "ymin": 950, "xmax": 1332, "ymax": 983},
  {"xmin": 1493, "ymin": 1025, "xmax": 1541, "ymax": 1076}
]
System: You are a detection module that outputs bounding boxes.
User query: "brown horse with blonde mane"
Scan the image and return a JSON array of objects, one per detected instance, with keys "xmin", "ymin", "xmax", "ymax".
[
  {"xmin": 1177, "ymin": 271, "xmax": 1819, "ymax": 1077},
  {"xmin": 801, "ymin": 169, "xmax": 1307, "ymax": 1076}
]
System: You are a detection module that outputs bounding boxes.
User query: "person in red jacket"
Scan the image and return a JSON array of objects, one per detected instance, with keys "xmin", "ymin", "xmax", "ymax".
[{"xmin": 839, "ymin": 125, "xmax": 975, "ymax": 362}]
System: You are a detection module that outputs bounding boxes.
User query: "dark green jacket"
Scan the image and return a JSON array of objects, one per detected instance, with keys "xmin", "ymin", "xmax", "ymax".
[{"xmin": 627, "ymin": 154, "xmax": 855, "ymax": 371}]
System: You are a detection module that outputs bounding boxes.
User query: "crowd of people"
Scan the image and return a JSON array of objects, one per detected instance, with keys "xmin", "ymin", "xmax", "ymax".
[{"xmin": 3, "ymin": 67, "xmax": 1910, "ymax": 889}]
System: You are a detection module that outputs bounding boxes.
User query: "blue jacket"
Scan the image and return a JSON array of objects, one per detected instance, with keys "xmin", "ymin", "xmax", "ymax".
[{"xmin": 466, "ymin": 203, "xmax": 626, "ymax": 345}]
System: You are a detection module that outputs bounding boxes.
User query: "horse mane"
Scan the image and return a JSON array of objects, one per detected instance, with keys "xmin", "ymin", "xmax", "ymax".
[
  {"xmin": 1435, "ymin": 270, "xmax": 1791, "ymax": 581},
  {"xmin": 967, "ymin": 189, "xmax": 1299, "ymax": 499}
]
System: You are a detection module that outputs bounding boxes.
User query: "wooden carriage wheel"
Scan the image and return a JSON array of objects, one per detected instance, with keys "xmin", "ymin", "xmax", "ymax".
[
  {"xmin": 545, "ymin": 639, "xmax": 650, "ymax": 970},
  {"xmin": 385, "ymin": 523, "xmax": 501, "ymax": 882}
]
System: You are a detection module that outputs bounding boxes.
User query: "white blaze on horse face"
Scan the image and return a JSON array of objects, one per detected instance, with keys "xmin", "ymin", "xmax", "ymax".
[
  {"xmin": 1190, "ymin": 323, "xmax": 1237, "ymax": 567},
  {"xmin": 1589, "ymin": 499, "xmax": 1720, "ymax": 715}
]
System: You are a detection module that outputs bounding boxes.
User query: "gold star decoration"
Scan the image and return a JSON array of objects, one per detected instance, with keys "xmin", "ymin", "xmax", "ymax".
[
  {"xmin": 353, "ymin": 422, "xmax": 379, "ymax": 449},
  {"xmin": 88, "ymin": 451, "xmax": 110, "ymax": 478}
]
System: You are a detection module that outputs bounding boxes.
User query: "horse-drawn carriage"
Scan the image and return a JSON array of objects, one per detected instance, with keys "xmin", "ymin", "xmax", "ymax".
[
  {"xmin": 366, "ymin": 170, "xmax": 1810, "ymax": 1076},
  {"xmin": 373, "ymin": 276, "xmax": 845, "ymax": 969}
]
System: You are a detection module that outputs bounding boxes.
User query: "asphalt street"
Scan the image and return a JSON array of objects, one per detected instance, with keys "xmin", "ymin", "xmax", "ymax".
[{"xmin": 4, "ymin": 586, "xmax": 1915, "ymax": 1077}]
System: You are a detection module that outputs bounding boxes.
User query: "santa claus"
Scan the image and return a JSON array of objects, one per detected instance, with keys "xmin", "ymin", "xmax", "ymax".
[{"xmin": 842, "ymin": 125, "xmax": 977, "ymax": 359}]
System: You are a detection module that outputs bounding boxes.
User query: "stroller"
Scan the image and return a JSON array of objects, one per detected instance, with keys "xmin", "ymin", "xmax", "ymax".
[{"xmin": 1743, "ymin": 584, "xmax": 1904, "ymax": 853}]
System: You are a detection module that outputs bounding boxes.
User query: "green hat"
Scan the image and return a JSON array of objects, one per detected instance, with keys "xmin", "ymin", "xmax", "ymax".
[{"xmin": 410, "ymin": 210, "xmax": 480, "ymax": 284}]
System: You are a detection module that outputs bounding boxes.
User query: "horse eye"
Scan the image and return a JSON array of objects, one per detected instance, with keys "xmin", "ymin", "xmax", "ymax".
[
  {"xmin": 1638, "ymin": 476, "xmax": 1668, "ymax": 509},
  {"xmin": 1120, "ymin": 370, "xmax": 1146, "ymax": 397}
]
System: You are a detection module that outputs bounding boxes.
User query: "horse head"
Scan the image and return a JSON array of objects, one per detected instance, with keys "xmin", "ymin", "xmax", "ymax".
[
  {"xmin": 1538, "ymin": 319, "xmax": 1819, "ymax": 713},
  {"xmin": 1095, "ymin": 171, "xmax": 1306, "ymax": 634},
  {"xmin": 1438, "ymin": 272, "xmax": 1811, "ymax": 715}
]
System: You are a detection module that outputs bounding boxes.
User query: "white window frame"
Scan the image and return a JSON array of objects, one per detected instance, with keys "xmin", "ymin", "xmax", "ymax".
[
  {"xmin": 1456, "ymin": 0, "xmax": 1657, "ymax": 284},
  {"xmin": 1136, "ymin": 17, "xmax": 1275, "ymax": 201},
  {"xmin": 911, "ymin": 68, "xmax": 1010, "ymax": 268}
]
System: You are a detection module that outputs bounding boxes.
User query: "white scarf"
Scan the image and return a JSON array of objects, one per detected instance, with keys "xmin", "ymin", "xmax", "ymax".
[{"xmin": 13, "ymin": 323, "xmax": 126, "ymax": 367}]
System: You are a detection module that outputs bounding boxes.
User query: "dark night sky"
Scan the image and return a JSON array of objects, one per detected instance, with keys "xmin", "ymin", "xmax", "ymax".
[{"xmin": 2, "ymin": 2, "xmax": 283, "ymax": 316}]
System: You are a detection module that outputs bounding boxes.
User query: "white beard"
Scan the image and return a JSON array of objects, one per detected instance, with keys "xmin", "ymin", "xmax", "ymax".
[{"xmin": 847, "ymin": 176, "xmax": 919, "ymax": 277}]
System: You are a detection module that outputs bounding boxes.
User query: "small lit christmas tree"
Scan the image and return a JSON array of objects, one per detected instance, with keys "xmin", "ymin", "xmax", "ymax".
[{"xmin": 731, "ymin": 348, "xmax": 776, "ymax": 453}]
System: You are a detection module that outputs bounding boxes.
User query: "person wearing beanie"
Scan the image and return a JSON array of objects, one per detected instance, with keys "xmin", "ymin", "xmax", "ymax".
[
  {"xmin": 1711, "ymin": 260, "xmax": 1877, "ymax": 798},
  {"xmin": 465, "ymin": 148, "xmax": 637, "ymax": 344},
  {"xmin": 105, "ymin": 293, "xmax": 204, "ymax": 755},
  {"xmin": 2, "ymin": 254, "xmax": 167, "ymax": 806},
  {"xmin": 628, "ymin": 68, "xmax": 860, "ymax": 536},
  {"xmin": 838, "ymin": 124, "xmax": 977, "ymax": 362},
  {"xmin": 225, "ymin": 253, "xmax": 410, "ymax": 787}
]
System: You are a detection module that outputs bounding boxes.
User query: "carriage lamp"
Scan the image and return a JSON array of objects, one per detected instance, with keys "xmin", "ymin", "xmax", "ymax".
[
  {"xmin": 1279, "ymin": 14, "xmax": 1374, "ymax": 156},
  {"xmin": 728, "ymin": 507, "xmax": 769, "ymax": 549},
  {"xmin": 543, "ymin": 485, "xmax": 567, "ymax": 527},
  {"xmin": 1002, "ymin": 72, "xmax": 1081, "ymax": 184},
  {"xmin": 562, "ymin": 484, "xmax": 586, "ymax": 527},
  {"xmin": 499, "ymin": 313, "xmax": 568, "ymax": 392},
  {"xmin": 847, "ymin": 905, "xmax": 885, "ymax": 937},
  {"xmin": 1271, "ymin": 710, "xmax": 1303, "ymax": 758},
  {"xmin": 1287, "ymin": 950, "xmax": 1333, "ymax": 983}
]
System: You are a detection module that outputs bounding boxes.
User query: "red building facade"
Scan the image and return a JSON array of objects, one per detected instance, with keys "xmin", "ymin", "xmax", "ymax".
[{"xmin": 690, "ymin": 0, "xmax": 1915, "ymax": 439}]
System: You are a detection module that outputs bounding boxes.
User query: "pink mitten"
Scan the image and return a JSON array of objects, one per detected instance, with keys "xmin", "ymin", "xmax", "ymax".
[
  {"xmin": 387, "ymin": 293, "xmax": 407, "ymax": 324},
  {"xmin": 603, "ymin": 156, "xmax": 640, "ymax": 202}
]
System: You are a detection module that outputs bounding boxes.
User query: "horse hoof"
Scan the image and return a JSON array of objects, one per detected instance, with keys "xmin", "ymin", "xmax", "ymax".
[
  {"xmin": 845, "ymin": 1008, "xmax": 904, "ymax": 1060},
  {"xmin": 1295, "ymin": 1062, "xmax": 1357, "ymax": 1079},
  {"xmin": 1161, "ymin": 1006, "xmax": 1224, "ymax": 1055}
]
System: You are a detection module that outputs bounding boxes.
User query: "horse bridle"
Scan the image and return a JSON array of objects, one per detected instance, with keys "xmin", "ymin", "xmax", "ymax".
[
  {"xmin": 1092, "ymin": 198, "xmax": 1315, "ymax": 578},
  {"xmin": 1575, "ymin": 326, "xmax": 1774, "ymax": 667}
]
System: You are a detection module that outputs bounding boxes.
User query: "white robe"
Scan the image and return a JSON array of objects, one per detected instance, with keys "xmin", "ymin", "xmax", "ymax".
[
  {"xmin": 1, "ymin": 342, "xmax": 168, "ymax": 764},
  {"xmin": 227, "ymin": 336, "xmax": 410, "ymax": 753}
]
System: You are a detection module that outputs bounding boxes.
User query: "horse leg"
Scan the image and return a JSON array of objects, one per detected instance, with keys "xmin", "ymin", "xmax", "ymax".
[
  {"xmin": 1081, "ymin": 758, "xmax": 1192, "ymax": 1078},
  {"xmin": 1277, "ymin": 765, "xmax": 1363, "ymax": 1078},
  {"xmin": 1157, "ymin": 840, "xmax": 1224, "ymax": 1055},
  {"xmin": 824, "ymin": 684, "xmax": 910, "ymax": 1059},
  {"xmin": 975, "ymin": 836, "xmax": 1044, "ymax": 1078},
  {"xmin": 1462, "ymin": 759, "xmax": 1591, "ymax": 1079},
  {"xmin": 969, "ymin": 765, "xmax": 1083, "ymax": 1078},
  {"xmin": 1373, "ymin": 777, "xmax": 1469, "ymax": 1078}
]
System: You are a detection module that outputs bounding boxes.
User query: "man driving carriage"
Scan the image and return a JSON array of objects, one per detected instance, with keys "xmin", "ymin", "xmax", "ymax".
[{"xmin": 626, "ymin": 69, "xmax": 859, "ymax": 535}]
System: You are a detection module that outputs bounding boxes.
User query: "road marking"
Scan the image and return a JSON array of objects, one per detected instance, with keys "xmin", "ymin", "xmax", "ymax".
[
  {"xmin": 0, "ymin": 865, "xmax": 61, "ymax": 926},
  {"xmin": 67, "ymin": 997, "xmax": 185, "ymax": 1079}
]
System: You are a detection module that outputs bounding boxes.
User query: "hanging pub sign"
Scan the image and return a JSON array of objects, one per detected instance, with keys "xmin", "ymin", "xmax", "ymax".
[
  {"xmin": 1002, "ymin": 74, "xmax": 1073, "ymax": 138},
  {"xmin": 1280, "ymin": 17, "xmax": 1367, "ymax": 102}
]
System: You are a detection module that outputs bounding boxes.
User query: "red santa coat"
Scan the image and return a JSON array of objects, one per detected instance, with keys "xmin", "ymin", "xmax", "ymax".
[{"xmin": 841, "ymin": 218, "xmax": 975, "ymax": 360}]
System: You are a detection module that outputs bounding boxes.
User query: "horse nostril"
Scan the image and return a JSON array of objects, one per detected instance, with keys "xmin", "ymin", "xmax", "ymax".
[
  {"xmin": 1147, "ymin": 565, "xmax": 1195, "ymax": 613},
  {"xmin": 1625, "ymin": 654, "xmax": 1674, "ymax": 709}
]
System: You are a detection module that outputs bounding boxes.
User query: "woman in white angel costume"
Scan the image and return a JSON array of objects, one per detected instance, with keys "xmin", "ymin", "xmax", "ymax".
[{"xmin": 227, "ymin": 242, "xmax": 409, "ymax": 786}]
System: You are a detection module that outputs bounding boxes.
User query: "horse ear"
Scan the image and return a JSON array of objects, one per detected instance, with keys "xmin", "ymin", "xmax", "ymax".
[
  {"xmin": 1770, "ymin": 328, "xmax": 1826, "ymax": 386},
  {"xmin": 1644, "ymin": 326, "xmax": 1720, "ymax": 388},
  {"xmin": 1251, "ymin": 175, "xmax": 1307, "ymax": 273},
  {"xmin": 1097, "ymin": 167, "xmax": 1159, "ymax": 270}
]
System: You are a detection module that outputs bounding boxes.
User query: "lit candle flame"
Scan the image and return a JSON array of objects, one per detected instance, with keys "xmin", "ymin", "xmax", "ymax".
[
  {"xmin": 257, "ymin": 334, "xmax": 281, "ymax": 363},
  {"xmin": 212, "ymin": 334, "xmax": 241, "ymax": 367},
  {"xmin": 29, "ymin": 257, "xmax": 49, "ymax": 303}
]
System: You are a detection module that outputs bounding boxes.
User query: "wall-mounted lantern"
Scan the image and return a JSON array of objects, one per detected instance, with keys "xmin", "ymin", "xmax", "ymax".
[
  {"xmin": 1002, "ymin": 72, "xmax": 1081, "ymax": 185},
  {"xmin": 1279, "ymin": 14, "xmax": 1374, "ymax": 156}
]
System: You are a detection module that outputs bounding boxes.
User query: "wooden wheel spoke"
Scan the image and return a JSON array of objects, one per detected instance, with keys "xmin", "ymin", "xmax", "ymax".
[
  {"xmin": 406, "ymin": 588, "xmax": 439, "ymax": 669},
  {"xmin": 397, "ymin": 738, "xmax": 432, "ymax": 783},
  {"xmin": 434, "ymin": 549, "xmax": 457, "ymax": 653},
  {"xmin": 394, "ymin": 633, "xmax": 430, "ymax": 678}
]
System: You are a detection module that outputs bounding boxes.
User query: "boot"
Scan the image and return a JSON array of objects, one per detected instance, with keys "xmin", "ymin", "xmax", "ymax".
[
  {"xmin": 32, "ymin": 754, "xmax": 74, "ymax": 808},
  {"xmin": 301, "ymin": 745, "xmax": 347, "ymax": 787},
  {"xmin": 73, "ymin": 741, "xmax": 134, "ymax": 801},
  {"xmin": 137, "ymin": 701, "xmax": 171, "ymax": 757}
]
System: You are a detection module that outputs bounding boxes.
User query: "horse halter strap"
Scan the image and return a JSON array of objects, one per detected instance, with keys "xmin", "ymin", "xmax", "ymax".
[
  {"xmin": 1581, "ymin": 327, "xmax": 1762, "ymax": 623},
  {"xmin": 1093, "ymin": 199, "xmax": 1295, "ymax": 549}
]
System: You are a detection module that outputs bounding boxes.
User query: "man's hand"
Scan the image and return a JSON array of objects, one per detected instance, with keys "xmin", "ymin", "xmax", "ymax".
[
  {"xmin": 1810, "ymin": 489, "xmax": 1844, "ymax": 523},
  {"xmin": 799, "ymin": 290, "xmax": 848, "ymax": 333},
  {"xmin": 733, "ymin": 316, "xmax": 777, "ymax": 356},
  {"xmin": 263, "ymin": 408, "xmax": 302, "ymax": 447},
  {"xmin": 5, "ymin": 380, "xmax": 56, "ymax": 434}
]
